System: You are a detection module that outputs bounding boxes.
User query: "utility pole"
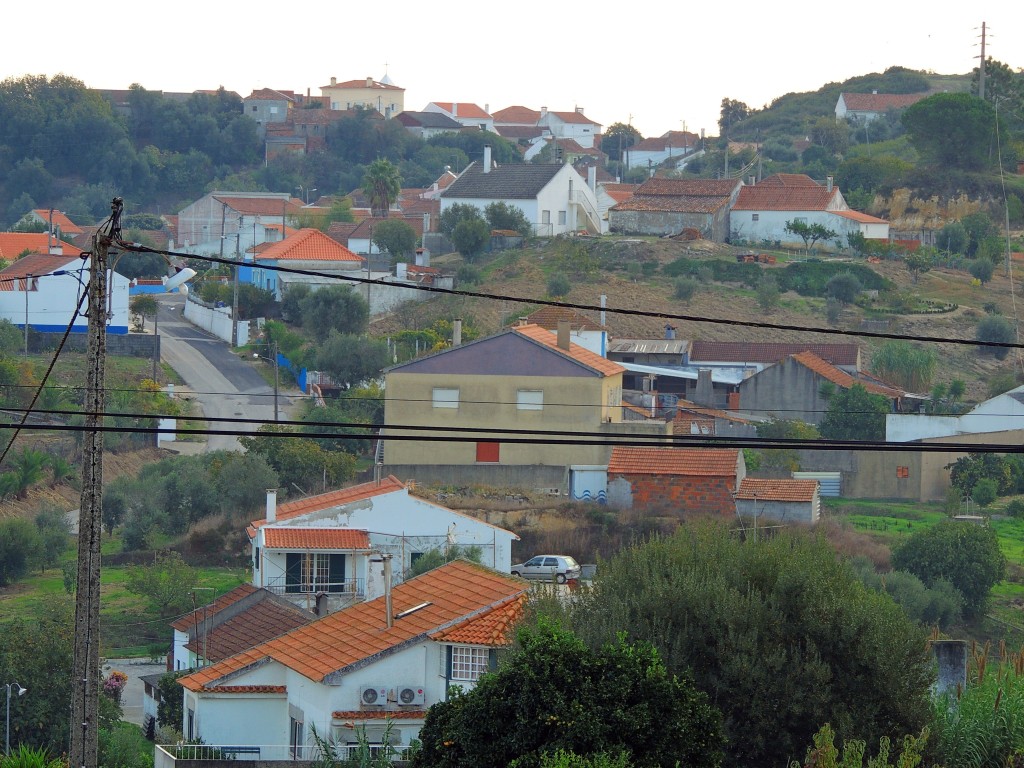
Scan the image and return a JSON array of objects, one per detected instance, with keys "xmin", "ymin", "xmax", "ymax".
[
  {"xmin": 978, "ymin": 21, "xmax": 987, "ymax": 101},
  {"xmin": 70, "ymin": 197, "xmax": 120, "ymax": 768},
  {"xmin": 23, "ymin": 275, "xmax": 31, "ymax": 355},
  {"xmin": 232, "ymin": 223, "xmax": 240, "ymax": 348}
]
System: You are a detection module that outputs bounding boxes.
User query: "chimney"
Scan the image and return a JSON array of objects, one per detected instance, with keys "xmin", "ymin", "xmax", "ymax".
[
  {"xmin": 576, "ymin": 106, "xmax": 584, "ymax": 114},
  {"xmin": 266, "ymin": 489, "xmax": 277, "ymax": 523},
  {"xmin": 826, "ymin": 175, "xmax": 834, "ymax": 192},
  {"xmin": 483, "ymin": 145, "xmax": 492, "ymax": 172},
  {"xmin": 48, "ymin": 244, "xmax": 63, "ymax": 256},
  {"xmin": 694, "ymin": 369, "xmax": 714, "ymax": 407},
  {"xmin": 484, "ymin": 103, "xmax": 489, "ymax": 115},
  {"xmin": 587, "ymin": 165, "xmax": 596, "ymax": 192},
  {"xmin": 517, "ymin": 317, "xmax": 528, "ymax": 327},
  {"xmin": 665, "ymin": 324, "xmax": 676, "ymax": 340},
  {"xmin": 452, "ymin": 103, "xmax": 458, "ymax": 117},
  {"xmin": 452, "ymin": 318, "xmax": 462, "ymax": 347},
  {"xmin": 366, "ymin": 76, "xmax": 373, "ymax": 87},
  {"xmin": 872, "ymin": 89, "xmax": 878, "ymax": 95},
  {"xmin": 330, "ymin": 77, "xmax": 336, "ymax": 86},
  {"xmin": 383, "ymin": 554, "xmax": 394, "ymax": 628},
  {"xmin": 748, "ymin": 175, "xmax": 756, "ymax": 186},
  {"xmin": 557, "ymin": 320, "xmax": 571, "ymax": 350},
  {"xmin": 540, "ymin": 106, "xmax": 547, "ymax": 118}
]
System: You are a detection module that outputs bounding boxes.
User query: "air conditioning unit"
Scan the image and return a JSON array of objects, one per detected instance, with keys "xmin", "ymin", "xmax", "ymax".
[
  {"xmin": 396, "ymin": 685, "xmax": 425, "ymax": 706},
  {"xmin": 359, "ymin": 685, "xmax": 389, "ymax": 707}
]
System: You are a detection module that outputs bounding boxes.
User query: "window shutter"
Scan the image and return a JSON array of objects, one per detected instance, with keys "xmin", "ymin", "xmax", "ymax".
[
  {"xmin": 328, "ymin": 554, "xmax": 346, "ymax": 593},
  {"xmin": 285, "ymin": 553, "xmax": 301, "ymax": 593}
]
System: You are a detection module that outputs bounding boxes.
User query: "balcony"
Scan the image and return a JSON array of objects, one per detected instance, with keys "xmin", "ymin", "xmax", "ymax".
[
  {"xmin": 264, "ymin": 577, "xmax": 365, "ymax": 597},
  {"xmin": 155, "ymin": 742, "xmax": 413, "ymax": 766}
]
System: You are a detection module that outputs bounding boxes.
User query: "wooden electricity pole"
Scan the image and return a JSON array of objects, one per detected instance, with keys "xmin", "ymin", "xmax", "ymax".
[{"xmin": 70, "ymin": 198, "xmax": 119, "ymax": 768}]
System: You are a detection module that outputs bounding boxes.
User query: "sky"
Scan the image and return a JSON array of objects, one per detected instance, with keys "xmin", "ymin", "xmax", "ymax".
[{"xmin": 3, "ymin": 2, "xmax": 1023, "ymax": 139}]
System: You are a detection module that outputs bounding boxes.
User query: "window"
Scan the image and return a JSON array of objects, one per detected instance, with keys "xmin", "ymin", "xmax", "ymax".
[
  {"xmin": 558, "ymin": 211, "xmax": 567, "ymax": 225},
  {"xmin": 285, "ymin": 553, "xmax": 346, "ymax": 593},
  {"xmin": 897, "ymin": 466, "xmax": 910, "ymax": 479},
  {"xmin": 794, "ymin": 216, "xmax": 807, "ymax": 224},
  {"xmin": 269, "ymin": 106, "xmax": 279, "ymax": 115},
  {"xmin": 290, "ymin": 717, "xmax": 304, "ymax": 759},
  {"xmin": 752, "ymin": 214, "xmax": 759, "ymax": 221},
  {"xmin": 517, "ymin": 390, "xmax": 543, "ymax": 411},
  {"xmin": 476, "ymin": 441, "xmax": 500, "ymax": 463},
  {"xmin": 251, "ymin": 105, "xmax": 257, "ymax": 112},
  {"xmin": 451, "ymin": 646, "xmax": 490, "ymax": 681},
  {"xmin": 432, "ymin": 387, "xmax": 459, "ymax": 408},
  {"xmin": 542, "ymin": 210, "xmax": 551, "ymax": 224},
  {"xmin": 187, "ymin": 709, "xmax": 194, "ymax": 740}
]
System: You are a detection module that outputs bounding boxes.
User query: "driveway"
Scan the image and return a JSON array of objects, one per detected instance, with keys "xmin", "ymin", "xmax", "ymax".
[{"xmin": 155, "ymin": 295, "xmax": 292, "ymax": 452}]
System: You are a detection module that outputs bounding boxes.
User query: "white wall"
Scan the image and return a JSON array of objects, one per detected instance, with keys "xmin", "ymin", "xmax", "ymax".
[
  {"xmin": 183, "ymin": 296, "xmax": 250, "ymax": 346},
  {"xmin": 0, "ymin": 266, "xmax": 130, "ymax": 334},
  {"xmin": 887, "ymin": 390, "xmax": 1024, "ymax": 442},
  {"xmin": 731, "ymin": 209, "xmax": 847, "ymax": 249}
]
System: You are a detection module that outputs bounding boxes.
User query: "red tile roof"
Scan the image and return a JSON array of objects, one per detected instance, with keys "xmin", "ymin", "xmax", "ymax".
[
  {"xmin": 180, "ymin": 560, "xmax": 527, "ymax": 691},
  {"xmin": 31, "ymin": 209, "xmax": 83, "ymax": 234},
  {"xmin": 614, "ymin": 178, "xmax": 740, "ymax": 214},
  {"xmin": 689, "ymin": 341, "xmax": 860, "ymax": 367},
  {"xmin": 493, "ymin": 106, "xmax": 541, "ymax": 124},
  {"xmin": 608, "ymin": 446, "xmax": 740, "ymax": 477},
  {"xmin": 332, "ymin": 710, "xmax": 427, "ymax": 720},
  {"xmin": 840, "ymin": 92, "xmax": 928, "ymax": 112},
  {"xmin": 171, "ymin": 585, "xmax": 259, "ymax": 632},
  {"xmin": 431, "ymin": 102, "xmax": 491, "ymax": 119},
  {"xmin": 790, "ymin": 351, "xmax": 903, "ymax": 398},
  {"xmin": 430, "ymin": 594, "xmax": 526, "ymax": 645},
  {"xmin": 673, "ymin": 401, "xmax": 750, "ymax": 426},
  {"xmin": 245, "ymin": 89, "xmax": 297, "ymax": 102},
  {"xmin": 525, "ymin": 306, "xmax": 605, "ymax": 331},
  {"xmin": 324, "ymin": 79, "xmax": 403, "ymax": 91},
  {"xmin": 628, "ymin": 131, "xmax": 700, "ymax": 152},
  {"xmin": 250, "ymin": 476, "xmax": 407, "ymax": 531},
  {"xmin": 833, "ymin": 210, "xmax": 888, "ymax": 224},
  {"xmin": 600, "ymin": 183, "xmax": 639, "ymax": 204},
  {"xmin": 548, "ymin": 110, "xmax": 598, "ymax": 125},
  {"xmin": 203, "ymin": 685, "xmax": 287, "ymax": 694},
  {"xmin": 263, "ymin": 528, "xmax": 372, "ymax": 550},
  {"xmin": 254, "ymin": 229, "xmax": 362, "ymax": 263},
  {"xmin": 212, "ymin": 196, "xmax": 304, "ymax": 217},
  {"xmin": 512, "ymin": 324, "xmax": 624, "ymax": 377},
  {"xmin": 183, "ymin": 598, "xmax": 313, "ymax": 662},
  {"xmin": 0, "ymin": 252, "xmax": 85, "ymax": 291},
  {"xmin": 733, "ymin": 183, "xmax": 839, "ymax": 211},
  {"xmin": 736, "ymin": 478, "xmax": 818, "ymax": 502},
  {"xmin": 0, "ymin": 234, "xmax": 84, "ymax": 262}
]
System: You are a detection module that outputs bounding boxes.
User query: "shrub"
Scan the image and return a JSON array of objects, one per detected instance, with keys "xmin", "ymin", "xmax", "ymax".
[
  {"xmin": 826, "ymin": 297, "xmax": 842, "ymax": 324},
  {"xmin": 969, "ymin": 257, "xmax": 995, "ymax": 283},
  {"xmin": 825, "ymin": 272, "xmax": 863, "ymax": 304},
  {"xmin": 547, "ymin": 273, "xmax": 571, "ymax": 298},
  {"xmin": 674, "ymin": 276, "xmax": 699, "ymax": 302},
  {"xmin": 756, "ymin": 274, "xmax": 780, "ymax": 312},
  {"xmin": 976, "ymin": 315, "xmax": 1015, "ymax": 359},
  {"xmin": 1007, "ymin": 499, "xmax": 1024, "ymax": 518},
  {"xmin": 456, "ymin": 265, "xmax": 482, "ymax": 285},
  {"xmin": 972, "ymin": 477, "xmax": 998, "ymax": 507}
]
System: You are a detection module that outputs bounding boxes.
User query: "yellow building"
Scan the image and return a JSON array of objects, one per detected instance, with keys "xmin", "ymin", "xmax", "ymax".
[
  {"xmin": 383, "ymin": 323, "xmax": 670, "ymax": 492},
  {"xmin": 320, "ymin": 76, "xmax": 404, "ymax": 117}
]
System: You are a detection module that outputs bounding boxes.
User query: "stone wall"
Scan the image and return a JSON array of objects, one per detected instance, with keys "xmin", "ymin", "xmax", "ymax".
[{"xmin": 608, "ymin": 473, "xmax": 736, "ymax": 515}]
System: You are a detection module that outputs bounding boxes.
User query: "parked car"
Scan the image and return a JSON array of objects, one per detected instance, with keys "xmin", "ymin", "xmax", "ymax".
[{"xmin": 510, "ymin": 555, "xmax": 581, "ymax": 583}]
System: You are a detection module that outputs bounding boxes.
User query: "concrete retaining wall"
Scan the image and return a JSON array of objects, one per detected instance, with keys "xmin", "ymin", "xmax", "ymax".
[
  {"xmin": 383, "ymin": 464, "xmax": 567, "ymax": 491},
  {"xmin": 184, "ymin": 297, "xmax": 250, "ymax": 346}
]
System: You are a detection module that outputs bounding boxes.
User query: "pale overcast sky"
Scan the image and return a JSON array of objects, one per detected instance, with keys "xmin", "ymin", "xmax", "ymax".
[{"xmin": 3, "ymin": 2, "xmax": 1022, "ymax": 138}]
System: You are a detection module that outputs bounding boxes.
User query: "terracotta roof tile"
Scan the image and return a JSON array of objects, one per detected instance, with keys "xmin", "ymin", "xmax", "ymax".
[
  {"xmin": 212, "ymin": 196, "xmax": 304, "ymax": 217},
  {"xmin": 525, "ymin": 306, "xmax": 605, "ymax": 331},
  {"xmin": 512, "ymin": 324, "xmax": 623, "ymax": 377},
  {"xmin": 736, "ymin": 478, "xmax": 818, "ymax": 502},
  {"xmin": 492, "ymin": 105, "xmax": 541, "ymax": 124},
  {"xmin": 31, "ymin": 209, "xmax": 83, "ymax": 234},
  {"xmin": 323, "ymin": 79, "xmax": 403, "ymax": 92},
  {"xmin": 0, "ymin": 252, "xmax": 88, "ymax": 291},
  {"xmin": 600, "ymin": 183, "xmax": 639, "ymax": 204},
  {"xmin": 203, "ymin": 685, "xmax": 287, "ymax": 694},
  {"xmin": 548, "ymin": 110, "xmax": 598, "ymax": 125},
  {"xmin": 332, "ymin": 710, "xmax": 427, "ymax": 720},
  {"xmin": 0, "ymin": 234, "xmax": 84, "ymax": 262},
  {"xmin": 254, "ymin": 229, "xmax": 362, "ymax": 264},
  {"xmin": 183, "ymin": 599, "xmax": 313, "ymax": 661},
  {"xmin": 790, "ymin": 351, "xmax": 903, "ymax": 398},
  {"xmin": 608, "ymin": 446, "xmax": 740, "ymax": 477},
  {"xmin": 430, "ymin": 102, "xmax": 491, "ymax": 119},
  {"xmin": 250, "ymin": 476, "xmax": 407, "ymax": 531},
  {"xmin": 613, "ymin": 178, "xmax": 740, "ymax": 214},
  {"xmin": 430, "ymin": 594, "xmax": 526, "ymax": 645},
  {"xmin": 833, "ymin": 210, "xmax": 888, "ymax": 224},
  {"xmin": 171, "ymin": 584, "xmax": 259, "ymax": 632},
  {"xmin": 263, "ymin": 528, "xmax": 372, "ymax": 550},
  {"xmin": 180, "ymin": 561, "xmax": 527, "ymax": 691},
  {"xmin": 673, "ymin": 401, "xmax": 750, "ymax": 426},
  {"xmin": 733, "ymin": 183, "xmax": 839, "ymax": 211},
  {"xmin": 689, "ymin": 341, "xmax": 860, "ymax": 367},
  {"xmin": 840, "ymin": 92, "xmax": 929, "ymax": 112}
]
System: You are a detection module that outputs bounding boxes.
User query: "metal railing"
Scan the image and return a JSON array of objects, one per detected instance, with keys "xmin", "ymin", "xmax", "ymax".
[
  {"xmin": 156, "ymin": 742, "xmax": 414, "ymax": 763},
  {"xmin": 264, "ymin": 577, "xmax": 365, "ymax": 597},
  {"xmin": 570, "ymin": 191, "xmax": 602, "ymax": 234}
]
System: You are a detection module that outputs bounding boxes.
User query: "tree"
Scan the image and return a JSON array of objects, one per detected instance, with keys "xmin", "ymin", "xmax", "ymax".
[
  {"xmin": 156, "ymin": 672, "xmax": 186, "ymax": 733},
  {"xmin": 240, "ymin": 426, "xmax": 356, "ymax": 491},
  {"xmin": 935, "ymin": 221, "xmax": 969, "ymax": 255},
  {"xmin": 371, "ymin": 219, "xmax": 417, "ymax": 260},
  {"xmin": 440, "ymin": 203, "xmax": 484, "ymax": 237},
  {"xmin": 362, "ymin": 158, "xmax": 402, "ymax": 217},
  {"xmin": 870, "ymin": 341, "xmax": 936, "ymax": 391},
  {"xmin": 452, "ymin": 217, "xmax": 491, "ymax": 262},
  {"xmin": 415, "ymin": 621, "xmax": 724, "ymax": 768},
  {"xmin": 281, "ymin": 284, "xmax": 311, "ymax": 324},
  {"xmin": 0, "ymin": 516, "xmax": 42, "ymax": 585},
  {"xmin": 407, "ymin": 545, "xmax": 482, "ymax": 578},
  {"xmin": 6, "ymin": 447, "xmax": 49, "ymax": 498},
  {"xmin": 547, "ymin": 273, "xmax": 571, "ymax": 298},
  {"xmin": 785, "ymin": 220, "xmax": 838, "ymax": 251},
  {"xmin": 975, "ymin": 315, "xmax": 1015, "ymax": 359},
  {"xmin": 719, "ymin": 98, "xmax": 751, "ymax": 134},
  {"xmin": 561, "ymin": 525, "xmax": 933, "ymax": 768},
  {"xmin": 299, "ymin": 285, "xmax": 369, "ymax": 342},
  {"xmin": 903, "ymin": 252, "xmax": 932, "ymax": 283},
  {"xmin": 484, "ymin": 201, "xmax": 531, "ymax": 237},
  {"xmin": 792, "ymin": 723, "xmax": 930, "ymax": 768},
  {"xmin": 34, "ymin": 506, "xmax": 70, "ymax": 569},
  {"xmin": 129, "ymin": 294, "xmax": 158, "ymax": 331},
  {"xmin": 968, "ymin": 257, "xmax": 994, "ymax": 283},
  {"xmin": 756, "ymin": 273, "xmax": 780, "ymax": 312},
  {"xmin": 600, "ymin": 122, "xmax": 643, "ymax": 162},
  {"xmin": 315, "ymin": 332, "xmax": 391, "ymax": 388},
  {"xmin": 971, "ymin": 477, "xmax": 998, "ymax": 507},
  {"xmin": 673, "ymin": 276, "xmax": 698, "ymax": 302},
  {"xmin": 819, "ymin": 383, "xmax": 890, "ymax": 441},
  {"xmin": 960, "ymin": 212, "xmax": 998, "ymax": 257},
  {"xmin": 891, "ymin": 520, "xmax": 1006, "ymax": 617},
  {"xmin": 902, "ymin": 93, "xmax": 997, "ymax": 171},
  {"xmin": 124, "ymin": 551, "xmax": 198, "ymax": 618},
  {"xmin": 810, "ymin": 116, "xmax": 850, "ymax": 155},
  {"xmin": 825, "ymin": 272, "xmax": 863, "ymax": 305},
  {"xmin": 947, "ymin": 453, "xmax": 1012, "ymax": 497}
]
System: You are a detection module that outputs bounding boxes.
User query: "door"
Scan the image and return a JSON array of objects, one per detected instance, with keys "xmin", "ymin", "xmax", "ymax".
[{"xmin": 570, "ymin": 466, "xmax": 607, "ymax": 502}]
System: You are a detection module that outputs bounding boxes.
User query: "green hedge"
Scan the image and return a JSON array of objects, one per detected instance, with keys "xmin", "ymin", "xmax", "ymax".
[{"xmin": 662, "ymin": 258, "xmax": 893, "ymax": 297}]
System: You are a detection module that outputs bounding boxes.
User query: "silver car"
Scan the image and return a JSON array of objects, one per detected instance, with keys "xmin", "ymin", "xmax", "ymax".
[{"xmin": 511, "ymin": 555, "xmax": 582, "ymax": 583}]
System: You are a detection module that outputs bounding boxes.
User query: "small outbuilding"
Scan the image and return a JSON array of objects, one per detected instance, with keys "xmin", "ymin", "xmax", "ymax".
[{"xmin": 734, "ymin": 478, "xmax": 821, "ymax": 524}]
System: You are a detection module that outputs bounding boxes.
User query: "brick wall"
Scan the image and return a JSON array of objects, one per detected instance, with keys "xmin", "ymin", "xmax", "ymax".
[{"xmin": 610, "ymin": 473, "xmax": 736, "ymax": 515}]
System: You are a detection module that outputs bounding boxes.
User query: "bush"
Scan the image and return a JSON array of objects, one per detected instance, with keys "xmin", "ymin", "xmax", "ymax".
[
  {"xmin": 0, "ymin": 516, "xmax": 42, "ymax": 586},
  {"xmin": 976, "ymin": 315, "xmax": 1015, "ymax": 359},
  {"xmin": 968, "ymin": 257, "xmax": 995, "ymax": 283},
  {"xmin": 825, "ymin": 272, "xmax": 863, "ymax": 304},
  {"xmin": 674, "ymin": 276, "xmax": 699, "ymax": 302},
  {"xmin": 756, "ymin": 274, "xmax": 780, "ymax": 312},
  {"xmin": 547, "ymin": 273, "xmax": 571, "ymax": 298},
  {"xmin": 826, "ymin": 297, "xmax": 842, "ymax": 324},
  {"xmin": 456, "ymin": 265, "xmax": 482, "ymax": 285},
  {"xmin": 1007, "ymin": 499, "xmax": 1024, "ymax": 518},
  {"xmin": 452, "ymin": 217, "xmax": 491, "ymax": 262},
  {"xmin": 972, "ymin": 478, "xmax": 999, "ymax": 507}
]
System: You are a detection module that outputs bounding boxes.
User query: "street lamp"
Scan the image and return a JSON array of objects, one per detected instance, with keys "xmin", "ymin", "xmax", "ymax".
[
  {"xmin": 253, "ymin": 341, "xmax": 280, "ymax": 421},
  {"xmin": 5, "ymin": 681, "xmax": 27, "ymax": 756},
  {"xmin": 295, "ymin": 186, "xmax": 318, "ymax": 205}
]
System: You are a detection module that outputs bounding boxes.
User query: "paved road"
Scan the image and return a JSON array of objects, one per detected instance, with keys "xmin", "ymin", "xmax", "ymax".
[
  {"xmin": 156, "ymin": 295, "xmax": 287, "ymax": 452},
  {"xmin": 104, "ymin": 657, "xmax": 167, "ymax": 726}
]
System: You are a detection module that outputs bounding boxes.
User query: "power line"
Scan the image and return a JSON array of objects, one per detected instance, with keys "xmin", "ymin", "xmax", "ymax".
[{"xmin": 120, "ymin": 241, "xmax": 1024, "ymax": 352}]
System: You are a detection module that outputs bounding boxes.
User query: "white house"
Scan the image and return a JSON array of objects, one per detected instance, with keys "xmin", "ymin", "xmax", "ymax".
[
  {"xmin": 525, "ymin": 307, "xmax": 607, "ymax": 357},
  {"xmin": 170, "ymin": 560, "xmax": 526, "ymax": 761},
  {"xmin": 176, "ymin": 192, "xmax": 303, "ymax": 255},
  {"xmin": 835, "ymin": 91, "xmax": 928, "ymax": 123},
  {"xmin": 623, "ymin": 130, "xmax": 700, "ymax": 170},
  {"xmin": 249, "ymin": 476, "xmax": 518, "ymax": 615},
  {"xmin": 536, "ymin": 108, "xmax": 601, "ymax": 149},
  {"xmin": 423, "ymin": 102, "xmax": 494, "ymax": 132},
  {"xmin": 0, "ymin": 239, "xmax": 130, "ymax": 334},
  {"xmin": 887, "ymin": 384, "xmax": 1024, "ymax": 442},
  {"xmin": 440, "ymin": 147, "xmax": 602, "ymax": 236},
  {"xmin": 729, "ymin": 173, "xmax": 887, "ymax": 249}
]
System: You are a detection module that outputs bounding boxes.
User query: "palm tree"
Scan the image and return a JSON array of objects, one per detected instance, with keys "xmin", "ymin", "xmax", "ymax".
[
  {"xmin": 8, "ymin": 447, "xmax": 47, "ymax": 498},
  {"xmin": 361, "ymin": 158, "xmax": 401, "ymax": 218}
]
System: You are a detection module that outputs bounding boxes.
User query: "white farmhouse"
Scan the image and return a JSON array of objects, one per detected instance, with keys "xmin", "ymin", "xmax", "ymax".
[
  {"xmin": 887, "ymin": 384, "xmax": 1024, "ymax": 443},
  {"xmin": 249, "ymin": 476, "xmax": 518, "ymax": 615},
  {"xmin": 536, "ymin": 107, "xmax": 601, "ymax": 149},
  {"xmin": 169, "ymin": 560, "xmax": 526, "ymax": 762},
  {"xmin": 440, "ymin": 147, "xmax": 601, "ymax": 236}
]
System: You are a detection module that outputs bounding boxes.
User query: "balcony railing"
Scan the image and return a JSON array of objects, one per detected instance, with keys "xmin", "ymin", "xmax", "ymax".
[
  {"xmin": 264, "ymin": 577, "xmax": 365, "ymax": 597},
  {"xmin": 156, "ymin": 742, "xmax": 413, "ymax": 764}
]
